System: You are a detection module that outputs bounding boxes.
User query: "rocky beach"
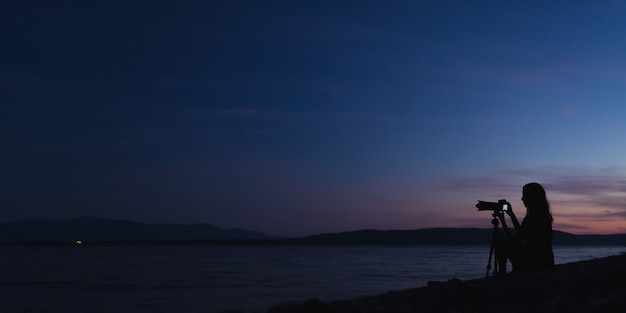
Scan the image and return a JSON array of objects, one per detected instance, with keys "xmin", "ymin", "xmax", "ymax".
[{"xmin": 263, "ymin": 252, "xmax": 626, "ymax": 313}]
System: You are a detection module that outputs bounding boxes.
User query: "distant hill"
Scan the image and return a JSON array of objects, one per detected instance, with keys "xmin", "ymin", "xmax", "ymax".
[
  {"xmin": 286, "ymin": 228, "xmax": 626, "ymax": 246},
  {"xmin": 0, "ymin": 217, "xmax": 272, "ymax": 242},
  {"xmin": 2, "ymin": 219, "xmax": 624, "ymax": 246}
]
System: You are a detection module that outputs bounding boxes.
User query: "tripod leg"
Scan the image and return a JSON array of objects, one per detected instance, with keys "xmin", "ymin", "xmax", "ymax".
[
  {"xmin": 493, "ymin": 242, "xmax": 499, "ymax": 275},
  {"xmin": 486, "ymin": 230, "xmax": 496, "ymax": 277},
  {"xmin": 494, "ymin": 231, "xmax": 508, "ymax": 275}
]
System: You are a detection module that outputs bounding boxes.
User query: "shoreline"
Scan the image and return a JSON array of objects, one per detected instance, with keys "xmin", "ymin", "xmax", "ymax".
[{"xmin": 264, "ymin": 252, "xmax": 626, "ymax": 313}]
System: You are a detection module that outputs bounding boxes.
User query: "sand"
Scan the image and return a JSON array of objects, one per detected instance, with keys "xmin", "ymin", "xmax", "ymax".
[{"xmin": 263, "ymin": 253, "xmax": 626, "ymax": 313}]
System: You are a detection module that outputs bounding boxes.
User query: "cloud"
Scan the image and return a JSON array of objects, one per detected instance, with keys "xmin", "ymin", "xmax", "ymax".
[
  {"xmin": 562, "ymin": 107, "xmax": 579, "ymax": 117},
  {"xmin": 439, "ymin": 165, "xmax": 626, "ymax": 216},
  {"xmin": 207, "ymin": 108, "xmax": 261, "ymax": 117},
  {"xmin": 535, "ymin": 168, "xmax": 626, "ymax": 219},
  {"xmin": 435, "ymin": 176, "xmax": 520, "ymax": 196},
  {"xmin": 178, "ymin": 108, "xmax": 261, "ymax": 118}
]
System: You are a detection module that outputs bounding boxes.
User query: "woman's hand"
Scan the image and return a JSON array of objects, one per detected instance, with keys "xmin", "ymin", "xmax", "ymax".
[
  {"xmin": 504, "ymin": 202, "xmax": 521, "ymax": 230},
  {"xmin": 504, "ymin": 202, "xmax": 514, "ymax": 215}
]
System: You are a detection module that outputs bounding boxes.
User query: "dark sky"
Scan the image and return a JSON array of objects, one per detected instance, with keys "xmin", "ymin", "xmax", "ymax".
[{"xmin": 3, "ymin": 1, "xmax": 626, "ymax": 236}]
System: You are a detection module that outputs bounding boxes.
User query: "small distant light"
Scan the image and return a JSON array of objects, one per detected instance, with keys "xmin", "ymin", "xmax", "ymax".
[{"xmin": 76, "ymin": 240, "xmax": 82, "ymax": 245}]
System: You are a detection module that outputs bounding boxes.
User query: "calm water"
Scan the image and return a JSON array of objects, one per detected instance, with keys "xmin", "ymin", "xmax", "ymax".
[{"xmin": 1, "ymin": 245, "xmax": 624, "ymax": 313}]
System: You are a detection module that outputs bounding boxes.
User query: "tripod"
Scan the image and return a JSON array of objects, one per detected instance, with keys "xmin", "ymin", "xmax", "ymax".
[{"xmin": 485, "ymin": 213, "xmax": 506, "ymax": 277}]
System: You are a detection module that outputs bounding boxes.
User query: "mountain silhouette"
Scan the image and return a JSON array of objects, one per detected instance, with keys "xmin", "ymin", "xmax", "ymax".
[
  {"xmin": 0, "ymin": 217, "xmax": 271, "ymax": 242},
  {"xmin": 287, "ymin": 228, "xmax": 626, "ymax": 246},
  {"xmin": 2, "ymin": 218, "xmax": 624, "ymax": 245}
]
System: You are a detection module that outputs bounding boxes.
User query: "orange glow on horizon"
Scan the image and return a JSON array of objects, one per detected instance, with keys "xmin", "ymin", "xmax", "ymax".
[
  {"xmin": 553, "ymin": 219, "xmax": 626, "ymax": 235},
  {"xmin": 550, "ymin": 202, "xmax": 626, "ymax": 235}
]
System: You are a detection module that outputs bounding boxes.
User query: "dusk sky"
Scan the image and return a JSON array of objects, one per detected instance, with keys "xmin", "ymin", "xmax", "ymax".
[{"xmin": 2, "ymin": 1, "xmax": 626, "ymax": 236}]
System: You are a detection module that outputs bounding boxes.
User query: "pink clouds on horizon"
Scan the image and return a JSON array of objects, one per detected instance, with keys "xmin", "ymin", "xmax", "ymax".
[{"xmin": 435, "ymin": 166, "xmax": 626, "ymax": 235}]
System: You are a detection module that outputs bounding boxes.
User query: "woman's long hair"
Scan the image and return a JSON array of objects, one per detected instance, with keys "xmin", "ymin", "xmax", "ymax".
[{"xmin": 523, "ymin": 182, "xmax": 553, "ymax": 223}]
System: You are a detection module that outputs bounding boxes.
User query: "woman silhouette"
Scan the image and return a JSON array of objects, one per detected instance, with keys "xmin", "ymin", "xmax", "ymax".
[{"xmin": 504, "ymin": 182, "xmax": 555, "ymax": 272}]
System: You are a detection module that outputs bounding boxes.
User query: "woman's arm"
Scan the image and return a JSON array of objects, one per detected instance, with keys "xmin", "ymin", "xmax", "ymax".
[{"xmin": 505, "ymin": 205, "xmax": 521, "ymax": 231}]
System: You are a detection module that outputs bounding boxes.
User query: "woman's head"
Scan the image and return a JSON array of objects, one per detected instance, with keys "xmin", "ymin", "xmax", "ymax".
[{"xmin": 522, "ymin": 182, "xmax": 552, "ymax": 220}]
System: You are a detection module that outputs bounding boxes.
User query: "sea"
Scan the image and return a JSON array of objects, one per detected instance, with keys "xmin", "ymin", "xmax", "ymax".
[{"xmin": 1, "ymin": 244, "xmax": 624, "ymax": 313}]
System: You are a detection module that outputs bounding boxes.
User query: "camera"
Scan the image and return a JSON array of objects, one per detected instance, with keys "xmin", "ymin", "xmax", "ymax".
[{"xmin": 476, "ymin": 199, "xmax": 510, "ymax": 212}]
